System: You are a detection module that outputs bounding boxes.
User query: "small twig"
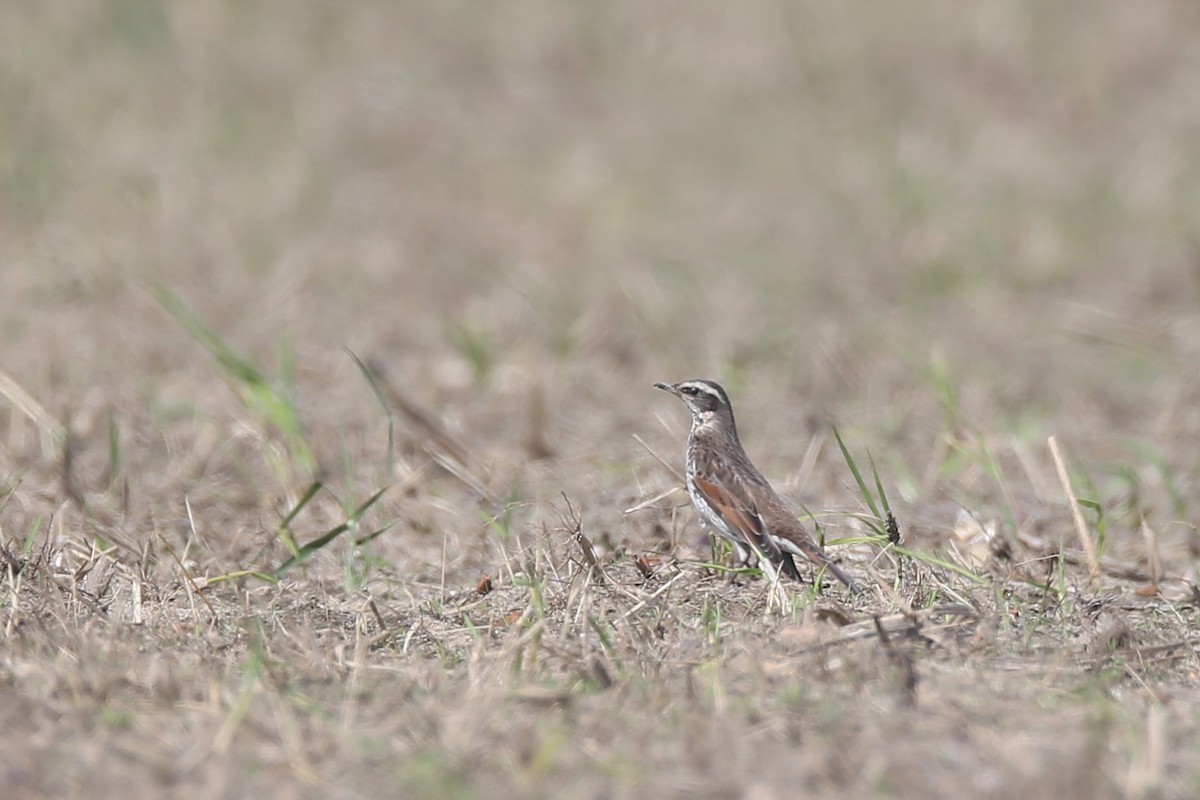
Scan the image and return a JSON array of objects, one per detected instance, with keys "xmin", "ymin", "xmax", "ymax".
[
  {"xmin": 367, "ymin": 598, "xmax": 388, "ymax": 631},
  {"xmin": 623, "ymin": 485, "xmax": 682, "ymax": 516},
  {"xmin": 620, "ymin": 570, "xmax": 688, "ymax": 619},
  {"xmin": 794, "ymin": 605, "xmax": 977, "ymax": 656},
  {"xmin": 1017, "ymin": 532, "xmax": 1152, "ymax": 582},
  {"xmin": 159, "ymin": 511, "xmax": 217, "ymax": 620},
  {"xmin": 1079, "ymin": 638, "xmax": 1200, "ymax": 668},
  {"xmin": 1141, "ymin": 520, "xmax": 1162, "ymax": 586},
  {"xmin": 526, "ymin": 382, "xmax": 554, "ymax": 459},
  {"xmin": 560, "ymin": 493, "xmax": 602, "ymax": 583},
  {"xmin": 429, "ymin": 451, "xmax": 487, "ymax": 497},
  {"xmin": 1048, "ymin": 435, "xmax": 1099, "ymax": 583}
]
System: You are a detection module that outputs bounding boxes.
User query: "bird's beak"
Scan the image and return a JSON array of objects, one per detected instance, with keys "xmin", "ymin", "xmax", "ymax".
[{"xmin": 654, "ymin": 382, "xmax": 680, "ymax": 396}]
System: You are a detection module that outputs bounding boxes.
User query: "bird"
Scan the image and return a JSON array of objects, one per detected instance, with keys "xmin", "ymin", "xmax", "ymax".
[{"xmin": 655, "ymin": 379, "xmax": 860, "ymax": 591}]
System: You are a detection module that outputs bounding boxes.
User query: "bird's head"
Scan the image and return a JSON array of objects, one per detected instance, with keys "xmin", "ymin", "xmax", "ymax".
[{"xmin": 654, "ymin": 379, "xmax": 736, "ymax": 430}]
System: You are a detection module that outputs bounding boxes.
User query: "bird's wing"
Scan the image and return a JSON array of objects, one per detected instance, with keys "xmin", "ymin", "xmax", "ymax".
[
  {"xmin": 703, "ymin": 452, "xmax": 861, "ymax": 591},
  {"xmin": 691, "ymin": 473, "xmax": 779, "ymax": 561}
]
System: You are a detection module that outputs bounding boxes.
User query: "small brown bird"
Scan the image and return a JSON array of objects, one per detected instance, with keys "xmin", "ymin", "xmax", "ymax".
[{"xmin": 656, "ymin": 379, "xmax": 859, "ymax": 591}]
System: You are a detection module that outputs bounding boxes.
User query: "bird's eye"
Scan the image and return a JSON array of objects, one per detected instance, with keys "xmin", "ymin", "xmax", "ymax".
[{"xmin": 681, "ymin": 385, "xmax": 699, "ymax": 395}]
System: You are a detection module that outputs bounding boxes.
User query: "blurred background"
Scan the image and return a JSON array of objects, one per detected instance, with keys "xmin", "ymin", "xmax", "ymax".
[
  {"xmin": 3, "ymin": 1, "xmax": 1199, "ymax": 565},
  {"xmin": 7, "ymin": 6, "xmax": 1200, "ymax": 796}
]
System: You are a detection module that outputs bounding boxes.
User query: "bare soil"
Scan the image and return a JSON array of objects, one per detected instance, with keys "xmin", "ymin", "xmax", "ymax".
[{"xmin": 3, "ymin": 3, "xmax": 1200, "ymax": 798}]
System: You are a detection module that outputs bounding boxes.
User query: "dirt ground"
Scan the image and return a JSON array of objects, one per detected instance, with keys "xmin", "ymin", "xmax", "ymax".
[{"xmin": 3, "ymin": 2, "xmax": 1200, "ymax": 798}]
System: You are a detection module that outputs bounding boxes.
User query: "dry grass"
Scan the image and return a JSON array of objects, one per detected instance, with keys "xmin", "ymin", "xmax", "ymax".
[{"xmin": 3, "ymin": 2, "xmax": 1200, "ymax": 798}]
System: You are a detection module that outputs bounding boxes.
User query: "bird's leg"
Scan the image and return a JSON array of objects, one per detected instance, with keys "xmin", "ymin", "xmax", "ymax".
[{"xmin": 724, "ymin": 539, "xmax": 754, "ymax": 585}]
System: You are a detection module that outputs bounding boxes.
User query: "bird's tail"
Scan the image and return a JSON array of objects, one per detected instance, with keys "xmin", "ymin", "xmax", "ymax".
[
  {"xmin": 776, "ymin": 536, "xmax": 862, "ymax": 593},
  {"xmin": 818, "ymin": 557, "xmax": 861, "ymax": 593}
]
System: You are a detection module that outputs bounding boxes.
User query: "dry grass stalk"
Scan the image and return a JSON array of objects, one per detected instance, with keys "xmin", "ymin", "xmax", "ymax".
[
  {"xmin": 361, "ymin": 356, "xmax": 491, "ymax": 497},
  {"xmin": 1140, "ymin": 520, "xmax": 1162, "ymax": 586},
  {"xmin": 1048, "ymin": 435, "xmax": 1100, "ymax": 584},
  {"xmin": 0, "ymin": 368, "xmax": 61, "ymax": 456}
]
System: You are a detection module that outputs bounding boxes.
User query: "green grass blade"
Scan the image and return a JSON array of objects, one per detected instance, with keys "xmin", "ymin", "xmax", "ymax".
[
  {"xmin": 587, "ymin": 616, "xmax": 617, "ymax": 656},
  {"xmin": 279, "ymin": 481, "xmax": 324, "ymax": 530},
  {"xmin": 888, "ymin": 545, "xmax": 987, "ymax": 583},
  {"xmin": 867, "ymin": 450, "xmax": 891, "ymax": 515},
  {"xmin": 152, "ymin": 285, "xmax": 315, "ymax": 473},
  {"xmin": 153, "ymin": 284, "xmax": 267, "ymax": 385},
  {"xmin": 273, "ymin": 522, "xmax": 352, "ymax": 576},
  {"xmin": 275, "ymin": 481, "xmax": 324, "ymax": 556},
  {"xmin": 353, "ymin": 523, "xmax": 395, "ymax": 547},
  {"xmin": 832, "ymin": 425, "xmax": 880, "ymax": 519},
  {"xmin": 21, "ymin": 515, "xmax": 42, "ymax": 558},
  {"xmin": 827, "ymin": 534, "xmax": 886, "ymax": 547},
  {"xmin": 107, "ymin": 411, "xmax": 121, "ymax": 493},
  {"xmin": 346, "ymin": 348, "xmax": 395, "ymax": 476},
  {"xmin": 347, "ymin": 484, "xmax": 390, "ymax": 523},
  {"xmin": 273, "ymin": 485, "xmax": 389, "ymax": 576},
  {"xmin": 204, "ymin": 570, "xmax": 280, "ymax": 586}
]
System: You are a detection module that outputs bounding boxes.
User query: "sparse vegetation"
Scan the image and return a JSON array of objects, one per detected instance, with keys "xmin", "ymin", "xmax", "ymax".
[{"xmin": 3, "ymin": 2, "xmax": 1200, "ymax": 799}]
